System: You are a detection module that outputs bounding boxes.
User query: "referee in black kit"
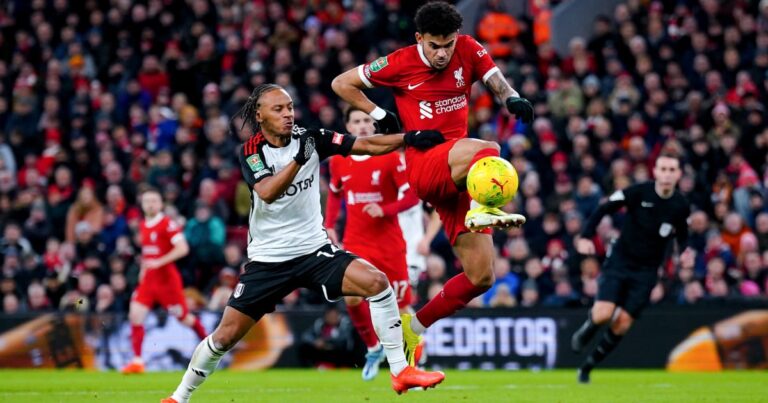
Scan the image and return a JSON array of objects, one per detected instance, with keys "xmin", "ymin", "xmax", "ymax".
[{"xmin": 570, "ymin": 152, "xmax": 694, "ymax": 383}]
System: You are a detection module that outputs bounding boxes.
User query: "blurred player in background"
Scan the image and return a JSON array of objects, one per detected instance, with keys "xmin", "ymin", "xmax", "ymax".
[
  {"xmin": 122, "ymin": 188, "xmax": 207, "ymax": 374},
  {"xmin": 162, "ymin": 84, "xmax": 446, "ymax": 402},
  {"xmin": 571, "ymin": 153, "xmax": 693, "ymax": 383},
  {"xmin": 324, "ymin": 107, "xmax": 419, "ymax": 380},
  {"xmin": 332, "ymin": 0, "xmax": 532, "ymax": 364}
]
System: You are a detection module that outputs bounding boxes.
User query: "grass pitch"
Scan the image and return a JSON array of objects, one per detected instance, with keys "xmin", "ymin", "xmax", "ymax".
[{"xmin": 0, "ymin": 369, "xmax": 765, "ymax": 402}]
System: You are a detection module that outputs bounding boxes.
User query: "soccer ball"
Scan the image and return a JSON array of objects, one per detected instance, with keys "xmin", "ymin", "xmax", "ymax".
[{"xmin": 467, "ymin": 156, "xmax": 519, "ymax": 208}]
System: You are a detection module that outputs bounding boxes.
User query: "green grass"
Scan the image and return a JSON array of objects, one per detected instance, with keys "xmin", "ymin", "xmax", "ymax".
[{"xmin": 0, "ymin": 369, "xmax": 766, "ymax": 402}]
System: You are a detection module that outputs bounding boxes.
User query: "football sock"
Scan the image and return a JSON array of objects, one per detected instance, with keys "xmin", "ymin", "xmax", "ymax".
[
  {"xmin": 190, "ymin": 317, "xmax": 207, "ymax": 340},
  {"xmin": 171, "ymin": 336, "xmax": 227, "ymax": 403},
  {"xmin": 346, "ymin": 299, "xmax": 379, "ymax": 349},
  {"xmin": 573, "ymin": 312, "xmax": 602, "ymax": 351},
  {"xmin": 130, "ymin": 324, "xmax": 144, "ymax": 358},
  {"xmin": 367, "ymin": 287, "xmax": 407, "ymax": 375},
  {"xmin": 582, "ymin": 330, "xmax": 623, "ymax": 371},
  {"xmin": 415, "ymin": 272, "xmax": 489, "ymax": 330}
]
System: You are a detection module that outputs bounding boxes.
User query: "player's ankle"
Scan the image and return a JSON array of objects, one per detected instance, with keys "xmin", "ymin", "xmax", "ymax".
[
  {"xmin": 367, "ymin": 343, "xmax": 381, "ymax": 353},
  {"xmin": 410, "ymin": 315, "xmax": 426, "ymax": 335},
  {"xmin": 132, "ymin": 357, "xmax": 144, "ymax": 364}
]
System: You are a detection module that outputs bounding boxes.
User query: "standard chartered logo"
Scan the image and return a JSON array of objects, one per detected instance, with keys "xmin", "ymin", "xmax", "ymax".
[
  {"xmin": 419, "ymin": 100, "xmax": 433, "ymax": 119},
  {"xmin": 419, "ymin": 95, "xmax": 468, "ymax": 119}
]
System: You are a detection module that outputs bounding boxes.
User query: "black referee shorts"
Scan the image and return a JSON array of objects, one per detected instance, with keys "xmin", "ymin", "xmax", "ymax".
[
  {"xmin": 228, "ymin": 244, "xmax": 357, "ymax": 320},
  {"xmin": 596, "ymin": 250, "xmax": 657, "ymax": 318}
]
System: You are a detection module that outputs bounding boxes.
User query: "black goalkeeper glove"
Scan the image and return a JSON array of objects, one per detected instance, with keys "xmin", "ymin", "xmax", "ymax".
[
  {"xmin": 505, "ymin": 96, "xmax": 534, "ymax": 124},
  {"xmin": 403, "ymin": 130, "xmax": 445, "ymax": 149},
  {"xmin": 374, "ymin": 109, "xmax": 402, "ymax": 134},
  {"xmin": 293, "ymin": 130, "xmax": 316, "ymax": 165}
]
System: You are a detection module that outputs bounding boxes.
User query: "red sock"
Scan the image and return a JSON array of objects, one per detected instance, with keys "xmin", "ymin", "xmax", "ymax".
[
  {"xmin": 469, "ymin": 148, "xmax": 500, "ymax": 168},
  {"xmin": 190, "ymin": 317, "xmax": 207, "ymax": 340},
  {"xmin": 416, "ymin": 273, "xmax": 489, "ymax": 328},
  {"xmin": 346, "ymin": 299, "xmax": 379, "ymax": 348},
  {"xmin": 130, "ymin": 324, "xmax": 144, "ymax": 358}
]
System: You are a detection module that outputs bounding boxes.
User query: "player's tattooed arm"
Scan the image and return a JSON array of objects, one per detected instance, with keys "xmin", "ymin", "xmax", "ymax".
[{"xmin": 484, "ymin": 70, "xmax": 519, "ymax": 102}]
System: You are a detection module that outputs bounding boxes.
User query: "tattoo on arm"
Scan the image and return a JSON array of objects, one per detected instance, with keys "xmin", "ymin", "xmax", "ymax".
[{"xmin": 485, "ymin": 71, "xmax": 517, "ymax": 101}]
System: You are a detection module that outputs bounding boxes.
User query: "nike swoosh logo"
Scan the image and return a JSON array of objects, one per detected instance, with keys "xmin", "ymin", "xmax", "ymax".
[
  {"xmin": 407, "ymin": 82, "xmax": 425, "ymax": 90},
  {"xmin": 341, "ymin": 175, "xmax": 352, "ymax": 182}
]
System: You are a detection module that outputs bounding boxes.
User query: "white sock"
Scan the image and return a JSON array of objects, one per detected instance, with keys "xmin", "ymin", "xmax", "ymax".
[
  {"xmin": 367, "ymin": 287, "xmax": 408, "ymax": 375},
  {"xmin": 367, "ymin": 342, "xmax": 382, "ymax": 353},
  {"xmin": 410, "ymin": 315, "xmax": 426, "ymax": 335},
  {"xmin": 171, "ymin": 336, "xmax": 227, "ymax": 402}
]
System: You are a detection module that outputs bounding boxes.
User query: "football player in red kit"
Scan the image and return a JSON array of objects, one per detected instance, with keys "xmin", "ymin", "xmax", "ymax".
[
  {"xmin": 122, "ymin": 188, "xmax": 207, "ymax": 374},
  {"xmin": 325, "ymin": 107, "xmax": 419, "ymax": 380},
  {"xmin": 332, "ymin": 1, "xmax": 532, "ymax": 364}
]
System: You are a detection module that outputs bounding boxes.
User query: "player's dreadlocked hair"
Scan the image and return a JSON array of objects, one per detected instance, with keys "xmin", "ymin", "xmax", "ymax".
[
  {"xmin": 231, "ymin": 83, "xmax": 282, "ymax": 134},
  {"xmin": 414, "ymin": 1, "xmax": 463, "ymax": 37}
]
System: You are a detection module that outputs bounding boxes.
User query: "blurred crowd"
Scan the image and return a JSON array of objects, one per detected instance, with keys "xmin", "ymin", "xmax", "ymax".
[{"xmin": 0, "ymin": 0, "xmax": 767, "ymax": 317}]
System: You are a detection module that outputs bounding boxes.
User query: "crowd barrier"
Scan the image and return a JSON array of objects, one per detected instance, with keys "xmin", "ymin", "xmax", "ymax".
[{"xmin": 1, "ymin": 304, "xmax": 766, "ymax": 371}]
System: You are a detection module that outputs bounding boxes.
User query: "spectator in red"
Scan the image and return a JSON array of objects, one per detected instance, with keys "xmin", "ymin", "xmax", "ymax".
[{"xmin": 137, "ymin": 55, "xmax": 169, "ymax": 102}]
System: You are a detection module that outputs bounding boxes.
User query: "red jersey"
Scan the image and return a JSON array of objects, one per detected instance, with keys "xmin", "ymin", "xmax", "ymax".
[
  {"xmin": 358, "ymin": 35, "xmax": 498, "ymax": 140},
  {"xmin": 327, "ymin": 153, "xmax": 410, "ymax": 254},
  {"xmin": 139, "ymin": 213, "xmax": 184, "ymax": 281}
]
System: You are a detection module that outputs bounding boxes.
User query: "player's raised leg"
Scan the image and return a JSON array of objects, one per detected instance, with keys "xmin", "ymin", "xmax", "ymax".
[
  {"xmin": 402, "ymin": 230, "xmax": 495, "ymax": 364},
  {"xmin": 342, "ymin": 260, "xmax": 444, "ymax": 394},
  {"xmin": 447, "ymin": 139, "xmax": 525, "ymax": 230},
  {"xmin": 344, "ymin": 296, "xmax": 385, "ymax": 381},
  {"xmin": 122, "ymin": 300, "xmax": 150, "ymax": 374},
  {"xmin": 163, "ymin": 306, "xmax": 255, "ymax": 403}
]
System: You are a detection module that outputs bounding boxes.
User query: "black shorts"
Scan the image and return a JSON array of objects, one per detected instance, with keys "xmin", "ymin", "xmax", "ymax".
[
  {"xmin": 596, "ymin": 250, "xmax": 657, "ymax": 318},
  {"xmin": 228, "ymin": 244, "xmax": 357, "ymax": 320}
]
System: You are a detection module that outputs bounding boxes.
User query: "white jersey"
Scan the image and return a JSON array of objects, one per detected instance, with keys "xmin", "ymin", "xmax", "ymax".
[{"xmin": 238, "ymin": 126, "xmax": 356, "ymax": 262}]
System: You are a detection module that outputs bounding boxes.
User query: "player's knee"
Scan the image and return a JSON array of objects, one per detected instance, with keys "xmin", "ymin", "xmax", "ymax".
[
  {"xmin": 211, "ymin": 331, "xmax": 237, "ymax": 351},
  {"xmin": 466, "ymin": 140, "xmax": 499, "ymax": 157},
  {"xmin": 467, "ymin": 270, "xmax": 494, "ymax": 290},
  {"xmin": 612, "ymin": 312, "xmax": 634, "ymax": 335},
  {"xmin": 481, "ymin": 141, "xmax": 501, "ymax": 153},
  {"xmin": 128, "ymin": 309, "xmax": 144, "ymax": 324},
  {"xmin": 366, "ymin": 271, "xmax": 390, "ymax": 295},
  {"xmin": 591, "ymin": 306, "xmax": 613, "ymax": 324}
]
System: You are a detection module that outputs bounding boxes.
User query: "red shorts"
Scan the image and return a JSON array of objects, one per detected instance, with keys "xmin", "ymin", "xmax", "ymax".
[
  {"xmin": 346, "ymin": 243, "xmax": 412, "ymax": 309},
  {"xmin": 405, "ymin": 139, "xmax": 491, "ymax": 245},
  {"xmin": 131, "ymin": 269, "xmax": 189, "ymax": 319}
]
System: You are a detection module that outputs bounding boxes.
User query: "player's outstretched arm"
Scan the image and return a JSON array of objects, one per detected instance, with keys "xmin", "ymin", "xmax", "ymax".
[
  {"xmin": 484, "ymin": 70, "xmax": 534, "ymax": 124},
  {"xmin": 351, "ymin": 130, "xmax": 445, "ymax": 155}
]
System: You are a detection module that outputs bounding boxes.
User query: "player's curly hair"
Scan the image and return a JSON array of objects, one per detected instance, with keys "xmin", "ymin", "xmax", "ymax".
[
  {"xmin": 230, "ymin": 83, "xmax": 282, "ymax": 134},
  {"xmin": 414, "ymin": 1, "xmax": 463, "ymax": 37}
]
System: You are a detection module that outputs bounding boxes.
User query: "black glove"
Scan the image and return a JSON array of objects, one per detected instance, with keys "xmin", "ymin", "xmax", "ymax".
[
  {"xmin": 505, "ymin": 96, "xmax": 534, "ymax": 124},
  {"xmin": 404, "ymin": 130, "xmax": 445, "ymax": 149},
  {"xmin": 374, "ymin": 109, "xmax": 402, "ymax": 134},
  {"xmin": 293, "ymin": 130, "xmax": 316, "ymax": 165}
]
